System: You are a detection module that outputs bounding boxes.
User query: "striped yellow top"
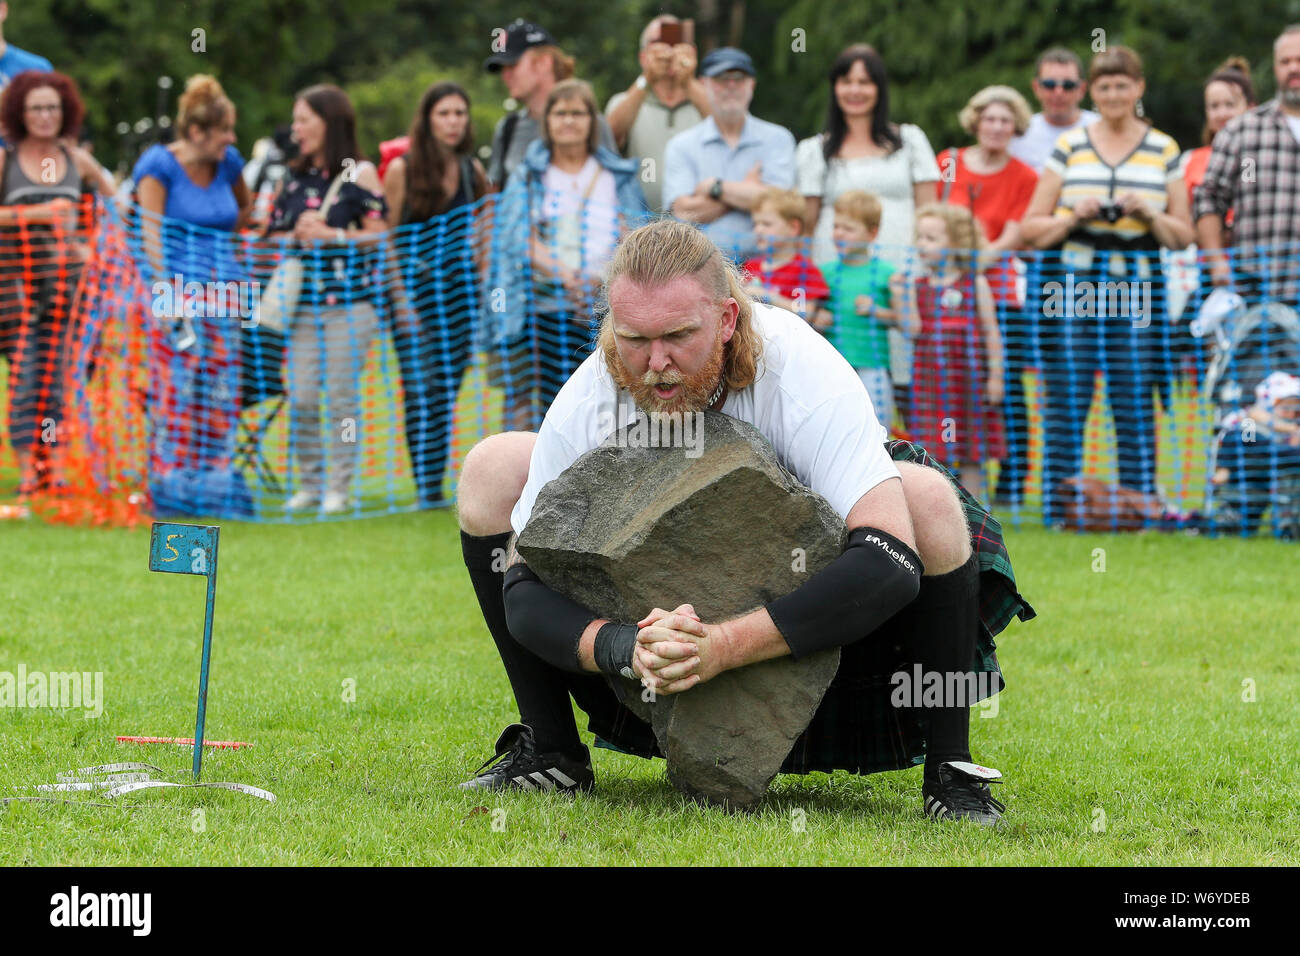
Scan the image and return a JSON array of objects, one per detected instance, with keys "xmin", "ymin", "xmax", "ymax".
[{"xmin": 1045, "ymin": 124, "xmax": 1182, "ymax": 241}]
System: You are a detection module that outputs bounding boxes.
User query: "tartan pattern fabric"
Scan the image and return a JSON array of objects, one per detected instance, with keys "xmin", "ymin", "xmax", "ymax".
[
  {"xmin": 777, "ymin": 439, "xmax": 1036, "ymax": 775},
  {"xmin": 589, "ymin": 438, "xmax": 1037, "ymax": 776},
  {"xmin": 886, "ymin": 437, "xmax": 1037, "ymax": 645},
  {"xmin": 1192, "ymin": 99, "xmax": 1300, "ymax": 302}
]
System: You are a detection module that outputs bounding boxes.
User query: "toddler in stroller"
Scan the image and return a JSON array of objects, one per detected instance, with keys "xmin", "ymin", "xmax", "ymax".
[
  {"xmin": 1209, "ymin": 372, "xmax": 1300, "ymax": 537},
  {"xmin": 1201, "ymin": 298, "xmax": 1300, "ymax": 537}
]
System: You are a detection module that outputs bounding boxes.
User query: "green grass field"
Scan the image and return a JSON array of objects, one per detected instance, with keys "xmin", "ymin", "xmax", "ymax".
[{"xmin": 1, "ymin": 511, "xmax": 1296, "ymax": 866}]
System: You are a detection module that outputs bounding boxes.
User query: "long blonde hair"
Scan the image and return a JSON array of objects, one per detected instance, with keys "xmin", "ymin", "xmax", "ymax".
[{"xmin": 598, "ymin": 220, "xmax": 764, "ymax": 390}]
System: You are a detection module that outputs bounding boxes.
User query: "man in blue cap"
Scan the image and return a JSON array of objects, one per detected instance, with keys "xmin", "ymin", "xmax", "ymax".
[
  {"xmin": 663, "ymin": 46, "xmax": 796, "ymax": 259},
  {"xmin": 484, "ymin": 18, "xmax": 618, "ymax": 188}
]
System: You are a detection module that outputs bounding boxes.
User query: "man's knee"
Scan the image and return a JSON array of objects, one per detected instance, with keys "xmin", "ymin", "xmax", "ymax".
[
  {"xmin": 457, "ymin": 431, "xmax": 537, "ymax": 536},
  {"xmin": 897, "ymin": 461, "xmax": 971, "ymax": 574}
]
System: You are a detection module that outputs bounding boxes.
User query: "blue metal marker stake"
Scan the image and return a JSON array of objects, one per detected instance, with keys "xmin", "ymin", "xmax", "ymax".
[{"xmin": 148, "ymin": 522, "xmax": 220, "ymax": 782}]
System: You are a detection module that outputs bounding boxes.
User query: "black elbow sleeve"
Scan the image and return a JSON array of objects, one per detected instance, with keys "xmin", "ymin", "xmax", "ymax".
[
  {"xmin": 766, "ymin": 527, "xmax": 924, "ymax": 659},
  {"xmin": 502, "ymin": 564, "xmax": 598, "ymax": 673}
]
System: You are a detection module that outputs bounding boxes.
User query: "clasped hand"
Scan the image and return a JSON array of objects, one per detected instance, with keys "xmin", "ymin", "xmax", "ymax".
[
  {"xmin": 294, "ymin": 210, "xmax": 340, "ymax": 242},
  {"xmin": 632, "ymin": 603, "xmax": 726, "ymax": 695}
]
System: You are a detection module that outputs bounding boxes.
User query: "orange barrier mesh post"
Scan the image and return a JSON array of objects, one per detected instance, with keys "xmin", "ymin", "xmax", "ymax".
[{"xmin": 20, "ymin": 196, "xmax": 150, "ymax": 526}]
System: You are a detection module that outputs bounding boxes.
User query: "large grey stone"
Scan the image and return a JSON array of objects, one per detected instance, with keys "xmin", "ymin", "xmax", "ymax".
[{"xmin": 516, "ymin": 411, "xmax": 845, "ymax": 809}]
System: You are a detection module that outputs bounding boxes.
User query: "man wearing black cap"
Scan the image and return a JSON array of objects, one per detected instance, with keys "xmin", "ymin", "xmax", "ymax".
[
  {"xmin": 484, "ymin": 18, "xmax": 618, "ymax": 188},
  {"xmin": 663, "ymin": 46, "xmax": 796, "ymax": 258}
]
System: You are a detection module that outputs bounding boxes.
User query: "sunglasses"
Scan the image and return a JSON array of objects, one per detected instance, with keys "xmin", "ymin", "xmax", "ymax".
[{"xmin": 1038, "ymin": 79, "xmax": 1080, "ymax": 91}]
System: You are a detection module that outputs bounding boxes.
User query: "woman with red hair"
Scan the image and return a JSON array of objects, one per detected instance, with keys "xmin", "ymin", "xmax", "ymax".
[{"xmin": 0, "ymin": 69, "xmax": 112, "ymax": 494}]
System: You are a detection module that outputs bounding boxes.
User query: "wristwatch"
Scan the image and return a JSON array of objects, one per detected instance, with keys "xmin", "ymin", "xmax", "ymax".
[{"xmin": 709, "ymin": 177, "xmax": 723, "ymax": 201}]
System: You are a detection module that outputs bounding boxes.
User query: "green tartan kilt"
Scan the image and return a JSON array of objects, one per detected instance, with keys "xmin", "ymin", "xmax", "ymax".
[{"xmin": 584, "ymin": 438, "xmax": 1036, "ymax": 776}]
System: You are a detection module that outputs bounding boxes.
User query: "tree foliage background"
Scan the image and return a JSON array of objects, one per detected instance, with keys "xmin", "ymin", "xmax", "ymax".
[{"xmin": 14, "ymin": 0, "xmax": 1300, "ymax": 175}]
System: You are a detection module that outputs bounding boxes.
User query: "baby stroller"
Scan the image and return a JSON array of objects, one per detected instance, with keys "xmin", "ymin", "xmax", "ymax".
[{"xmin": 1193, "ymin": 296, "xmax": 1300, "ymax": 538}]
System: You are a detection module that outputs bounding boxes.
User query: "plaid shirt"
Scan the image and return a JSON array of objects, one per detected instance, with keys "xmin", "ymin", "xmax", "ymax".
[
  {"xmin": 591, "ymin": 439, "xmax": 1038, "ymax": 776},
  {"xmin": 1192, "ymin": 98, "xmax": 1300, "ymax": 303}
]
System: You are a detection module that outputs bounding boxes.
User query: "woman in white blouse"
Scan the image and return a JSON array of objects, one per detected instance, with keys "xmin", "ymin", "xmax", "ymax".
[
  {"xmin": 797, "ymin": 44, "xmax": 941, "ymax": 266},
  {"xmin": 796, "ymin": 44, "xmax": 940, "ymax": 420}
]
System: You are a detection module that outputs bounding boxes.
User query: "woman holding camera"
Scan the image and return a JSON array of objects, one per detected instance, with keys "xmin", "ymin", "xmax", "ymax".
[{"xmin": 1020, "ymin": 45, "xmax": 1193, "ymax": 524}]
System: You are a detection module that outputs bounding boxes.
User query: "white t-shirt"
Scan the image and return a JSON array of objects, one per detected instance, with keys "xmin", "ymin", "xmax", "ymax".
[
  {"xmin": 1009, "ymin": 110, "xmax": 1100, "ymax": 173},
  {"xmin": 540, "ymin": 156, "xmax": 619, "ymax": 277},
  {"xmin": 795, "ymin": 124, "xmax": 941, "ymax": 267},
  {"xmin": 1286, "ymin": 113, "xmax": 1300, "ymax": 147},
  {"xmin": 511, "ymin": 303, "xmax": 900, "ymax": 535}
]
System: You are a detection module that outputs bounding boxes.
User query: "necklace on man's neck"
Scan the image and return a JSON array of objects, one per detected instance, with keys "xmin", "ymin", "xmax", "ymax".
[{"xmin": 707, "ymin": 380, "xmax": 725, "ymax": 408}]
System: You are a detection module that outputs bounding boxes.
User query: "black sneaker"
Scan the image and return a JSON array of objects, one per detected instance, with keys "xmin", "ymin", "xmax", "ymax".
[
  {"xmin": 459, "ymin": 723, "xmax": 594, "ymax": 794},
  {"xmin": 922, "ymin": 761, "xmax": 1006, "ymax": 826}
]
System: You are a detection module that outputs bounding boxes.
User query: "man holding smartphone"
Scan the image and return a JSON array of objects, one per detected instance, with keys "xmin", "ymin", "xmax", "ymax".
[{"xmin": 605, "ymin": 15, "xmax": 711, "ymax": 212}]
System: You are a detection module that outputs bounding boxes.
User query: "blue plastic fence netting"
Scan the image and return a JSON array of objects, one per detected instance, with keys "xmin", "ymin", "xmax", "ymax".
[
  {"xmin": 122, "ymin": 196, "xmax": 496, "ymax": 522},
  {"xmin": 673, "ymin": 224, "xmax": 1300, "ymax": 539},
  {"xmin": 2, "ymin": 193, "xmax": 1297, "ymax": 538}
]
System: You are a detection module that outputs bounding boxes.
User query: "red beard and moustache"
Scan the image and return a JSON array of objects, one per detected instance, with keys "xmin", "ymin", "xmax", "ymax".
[{"xmin": 607, "ymin": 324, "xmax": 727, "ymax": 416}]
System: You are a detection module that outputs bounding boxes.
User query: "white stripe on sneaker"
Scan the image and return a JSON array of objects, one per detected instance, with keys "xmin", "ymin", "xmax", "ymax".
[
  {"xmin": 529, "ymin": 772, "xmax": 556, "ymax": 790},
  {"xmin": 512, "ymin": 775, "xmax": 536, "ymax": 790},
  {"xmin": 547, "ymin": 768, "xmax": 579, "ymax": 788}
]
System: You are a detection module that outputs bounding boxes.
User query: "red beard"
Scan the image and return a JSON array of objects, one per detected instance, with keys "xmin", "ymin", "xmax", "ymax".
[{"xmin": 607, "ymin": 325, "xmax": 726, "ymax": 416}]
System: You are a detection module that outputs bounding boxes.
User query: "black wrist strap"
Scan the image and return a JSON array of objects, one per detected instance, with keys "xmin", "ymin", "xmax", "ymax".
[{"xmin": 594, "ymin": 622, "xmax": 640, "ymax": 680}]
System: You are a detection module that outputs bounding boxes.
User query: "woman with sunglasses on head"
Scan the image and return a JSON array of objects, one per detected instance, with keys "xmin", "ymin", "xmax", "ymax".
[
  {"xmin": 1161, "ymin": 59, "xmax": 1257, "ymax": 382},
  {"xmin": 1181, "ymin": 57, "xmax": 1256, "ymax": 215}
]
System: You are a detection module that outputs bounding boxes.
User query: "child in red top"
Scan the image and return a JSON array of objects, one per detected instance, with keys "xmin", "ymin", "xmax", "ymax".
[
  {"xmin": 892, "ymin": 202, "xmax": 1005, "ymax": 502},
  {"xmin": 743, "ymin": 187, "xmax": 829, "ymax": 325}
]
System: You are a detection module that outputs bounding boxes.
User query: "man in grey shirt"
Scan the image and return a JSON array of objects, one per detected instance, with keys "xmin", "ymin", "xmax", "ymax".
[
  {"xmin": 605, "ymin": 14, "xmax": 711, "ymax": 212},
  {"xmin": 1008, "ymin": 47, "xmax": 1099, "ymax": 172},
  {"xmin": 484, "ymin": 19, "xmax": 617, "ymax": 188}
]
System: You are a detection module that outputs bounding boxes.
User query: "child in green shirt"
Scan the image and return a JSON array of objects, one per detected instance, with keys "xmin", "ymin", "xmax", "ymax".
[{"xmin": 815, "ymin": 190, "xmax": 900, "ymax": 430}]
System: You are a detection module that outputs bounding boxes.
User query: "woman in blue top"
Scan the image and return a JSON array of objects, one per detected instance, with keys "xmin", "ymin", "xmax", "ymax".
[
  {"xmin": 384, "ymin": 81, "xmax": 489, "ymax": 508},
  {"xmin": 134, "ymin": 74, "xmax": 249, "ymax": 312},
  {"xmin": 132, "ymin": 74, "xmax": 252, "ymax": 518},
  {"xmin": 484, "ymin": 79, "xmax": 650, "ymax": 430}
]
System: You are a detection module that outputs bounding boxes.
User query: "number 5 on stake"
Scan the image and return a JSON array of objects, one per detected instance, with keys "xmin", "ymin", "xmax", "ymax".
[{"xmin": 148, "ymin": 522, "xmax": 219, "ymax": 782}]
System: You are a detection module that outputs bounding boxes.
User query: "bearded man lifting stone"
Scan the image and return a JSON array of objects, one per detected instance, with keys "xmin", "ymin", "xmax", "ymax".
[{"xmin": 455, "ymin": 219, "xmax": 1034, "ymax": 825}]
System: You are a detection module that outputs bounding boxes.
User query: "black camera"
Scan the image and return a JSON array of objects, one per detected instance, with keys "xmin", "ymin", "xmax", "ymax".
[{"xmin": 1097, "ymin": 200, "xmax": 1123, "ymax": 224}]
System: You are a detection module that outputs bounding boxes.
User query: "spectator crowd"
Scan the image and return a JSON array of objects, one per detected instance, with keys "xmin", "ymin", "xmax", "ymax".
[{"xmin": 2, "ymin": 11, "xmax": 1300, "ymax": 535}]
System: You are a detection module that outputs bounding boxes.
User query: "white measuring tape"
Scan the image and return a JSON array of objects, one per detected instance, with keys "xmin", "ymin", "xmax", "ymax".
[
  {"xmin": 28, "ymin": 763, "xmax": 276, "ymax": 803},
  {"xmin": 102, "ymin": 780, "xmax": 277, "ymax": 802}
]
